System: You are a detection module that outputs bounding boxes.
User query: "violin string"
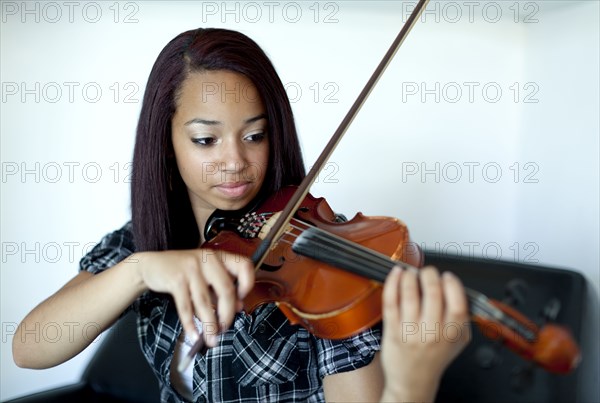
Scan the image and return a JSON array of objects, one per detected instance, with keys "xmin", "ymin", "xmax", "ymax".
[
  {"xmin": 281, "ymin": 218, "xmax": 479, "ymax": 291},
  {"xmin": 304, "ymin": 227, "xmax": 397, "ymax": 280},
  {"xmin": 279, "ymin": 234, "xmax": 395, "ymax": 287},
  {"xmin": 277, "ymin": 220, "xmax": 498, "ymax": 313},
  {"xmin": 283, "ymin": 226, "xmax": 395, "ymax": 282},
  {"xmin": 256, "ymin": 214, "xmax": 533, "ymax": 340},
  {"xmin": 284, "ymin": 221, "xmax": 412, "ymax": 281},
  {"xmin": 281, "ymin": 230, "xmax": 385, "ymax": 281},
  {"xmin": 283, "ymin": 218, "xmax": 404, "ymax": 279},
  {"xmin": 290, "ymin": 225, "xmax": 533, "ymax": 339}
]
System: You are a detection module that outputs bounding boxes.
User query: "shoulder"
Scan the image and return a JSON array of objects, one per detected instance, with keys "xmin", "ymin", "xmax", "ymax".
[{"xmin": 79, "ymin": 221, "xmax": 135, "ymax": 274}]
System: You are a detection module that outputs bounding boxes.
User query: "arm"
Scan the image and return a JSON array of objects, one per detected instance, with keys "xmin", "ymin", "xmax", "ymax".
[
  {"xmin": 323, "ymin": 353, "xmax": 384, "ymax": 402},
  {"xmin": 13, "ymin": 249, "xmax": 254, "ymax": 369},
  {"xmin": 12, "ymin": 257, "xmax": 146, "ymax": 368}
]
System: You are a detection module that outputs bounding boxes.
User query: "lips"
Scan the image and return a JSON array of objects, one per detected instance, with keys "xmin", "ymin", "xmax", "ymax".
[{"xmin": 214, "ymin": 182, "xmax": 252, "ymax": 198}]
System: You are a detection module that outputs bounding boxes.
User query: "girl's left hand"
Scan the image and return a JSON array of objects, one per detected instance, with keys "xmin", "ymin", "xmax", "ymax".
[{"xmin": 380, "ymin": 266, "xmax": 471, "ymax": 402}]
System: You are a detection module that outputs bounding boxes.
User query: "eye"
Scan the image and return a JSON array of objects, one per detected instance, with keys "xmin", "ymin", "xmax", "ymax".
[
  {"xmin": 244, "ymin": 132, "xmax": 266, "ymax": 143},
  {"xmin": 191, "ymin": 136, "xmax": 217, "ymax": 146}
]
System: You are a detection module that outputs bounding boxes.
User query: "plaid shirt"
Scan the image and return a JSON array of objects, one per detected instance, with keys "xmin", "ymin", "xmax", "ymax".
[{"xmin": 80, "ymin": 222, "xmax": 381, "ymax": 402}]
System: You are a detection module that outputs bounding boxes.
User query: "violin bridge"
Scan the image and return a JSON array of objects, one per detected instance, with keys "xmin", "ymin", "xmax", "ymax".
[{"xmin": 258, "ymin": 212, "xmax": 290, "ymax": 244}]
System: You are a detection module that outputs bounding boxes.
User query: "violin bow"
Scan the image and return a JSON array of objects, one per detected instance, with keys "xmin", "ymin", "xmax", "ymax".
[{"xmin": 251, "ymin": 0, "xmax": 431, "ymax": 267}]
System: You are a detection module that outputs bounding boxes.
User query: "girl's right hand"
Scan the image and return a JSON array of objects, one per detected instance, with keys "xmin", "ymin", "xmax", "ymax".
[{"xmin": 136, "ymin": 249, "xmax": 255, "ymax": 347}]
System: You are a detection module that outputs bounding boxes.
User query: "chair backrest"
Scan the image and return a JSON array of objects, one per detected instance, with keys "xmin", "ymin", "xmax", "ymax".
[
  {"xmin": 82, "ymin": 311, "xmax": 160, "ymax": 403},
  {"xmin": 426, "ymin": 252, "xmax": 587, "ymax": 402}
]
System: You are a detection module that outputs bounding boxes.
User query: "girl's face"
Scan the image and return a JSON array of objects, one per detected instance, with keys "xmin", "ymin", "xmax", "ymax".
[{"xmin": 172, "ymin": 70, "xmax": 269, "ymax": 226}]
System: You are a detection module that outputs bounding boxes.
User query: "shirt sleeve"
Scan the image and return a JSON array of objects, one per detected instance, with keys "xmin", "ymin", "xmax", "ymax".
[
  {"xmin": 315, "ymin": 323, "xmax": 382, "ymax": 378},
  {"xmin": 79, "ymin": 222, "xmax": 136, "ymax": 275}
]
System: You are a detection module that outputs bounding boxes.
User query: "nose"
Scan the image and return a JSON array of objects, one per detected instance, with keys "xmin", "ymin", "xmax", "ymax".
[{"xmin": 219, "ymin": 138, "xmax": 246, "ymax": 174}]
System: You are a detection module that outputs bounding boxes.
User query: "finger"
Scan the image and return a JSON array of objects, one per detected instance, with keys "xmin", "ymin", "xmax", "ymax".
[
  {"xmin": 442, "ymin": 271, "xmax": 469, "ymax": 323},
  {"xmin": 382, "ymin": 266, "xmax": 402, "ymax": 328},
  {"xmin": 187, "ymin": 271, "xmax": 219, "ymax": 347},
  {"xmin": 420, "ymin": 266, "xmax": 443, "ymax": 324},
  {"xmin": 221, "ymin": 253, "xmax": 255, "ymax": 300},
  {"xmin": 171, "ymin": 284, "xmax": 201, "ymax": 344},
  {"xmin": 400, "ymin": 266, "xmax": 420, "ymax": 323},
  {"xmin": 442, "ymin": 271, "xmax": 471, "ymax": 347},
  {"xmin": 203, "ymin": 258, "xmax": 238, "ymax": 333}
]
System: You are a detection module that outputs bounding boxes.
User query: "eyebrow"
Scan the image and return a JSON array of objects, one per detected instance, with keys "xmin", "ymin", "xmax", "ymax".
[{"xmin": 184, "ymin": 114, "xmax": 267, "ymax": 126}]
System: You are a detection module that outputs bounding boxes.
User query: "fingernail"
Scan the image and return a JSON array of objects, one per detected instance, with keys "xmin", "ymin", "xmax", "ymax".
[
  {"xmin": 189, "ymin": 332, "xmax": 200, "ymax": 344},
  {"xmin": 209, "ymin": 334, "xmax": 218, "ymax": 347},
  {"xmin": 443, "ymin": 271, "xmax": 455, "ymax": 280},
  {"xmin": 177, "ymin": 355, "xmax": 193, "ymax": 373}
]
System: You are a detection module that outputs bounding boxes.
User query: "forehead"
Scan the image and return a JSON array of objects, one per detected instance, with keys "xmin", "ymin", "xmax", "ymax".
[{"xmin": 175, "ymin": 70, "xmax": 264, "ymax": 117}]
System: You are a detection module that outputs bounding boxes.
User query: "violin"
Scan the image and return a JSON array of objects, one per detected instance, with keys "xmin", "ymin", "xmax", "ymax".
[
  {"xmin": 185, "ymin": 0, "xmax": 581, "ymax": 375},
  {"xmin": 202, "ymin": 186, "xmax": 580, "ymax": 374}
]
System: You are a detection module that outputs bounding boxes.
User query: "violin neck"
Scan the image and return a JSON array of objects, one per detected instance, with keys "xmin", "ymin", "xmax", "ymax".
[{"xmin": 292, "ymin": 226, "xmax": 536, "ymax": 341}]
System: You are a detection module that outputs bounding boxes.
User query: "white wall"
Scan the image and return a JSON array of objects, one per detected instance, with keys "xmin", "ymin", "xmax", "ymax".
[{"xmin": 1, "ymin": 1, "xmax": 598, "ymax": 400}]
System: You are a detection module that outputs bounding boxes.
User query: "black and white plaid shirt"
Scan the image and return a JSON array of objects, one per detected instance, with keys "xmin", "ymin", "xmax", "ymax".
[{"xmin": 80, "ymin": 222, "xmax": 381, "ymax": 402}]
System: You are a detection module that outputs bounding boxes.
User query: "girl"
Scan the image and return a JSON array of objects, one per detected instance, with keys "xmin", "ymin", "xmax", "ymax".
[{"xmin": 13, "ymin": 28, "xmax": 469, "ymax": 402}]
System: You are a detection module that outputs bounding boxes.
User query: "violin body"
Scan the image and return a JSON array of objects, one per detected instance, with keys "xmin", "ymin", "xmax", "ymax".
[
  {"xmin": 203, "ymin": 186, "xmax": 423, "ymax": 339},
  {"xmin": 203, "ymin": 188, "xmax": 580, "ymax": 373}
]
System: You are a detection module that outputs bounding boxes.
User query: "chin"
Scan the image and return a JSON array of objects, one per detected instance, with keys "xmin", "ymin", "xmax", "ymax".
[{"xmin": 216, "ymin": 197, "xmax": 255, "ymax": 212}]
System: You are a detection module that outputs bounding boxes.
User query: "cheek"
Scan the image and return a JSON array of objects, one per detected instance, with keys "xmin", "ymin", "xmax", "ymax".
[
  {"xmin": 239, "ymin": 148, "xmax": 268, "ymax": 183},
  {"xmin": 244, "ymin": 163, "xmax": 264, "ymax": 181},
  {"xmin": 174, "ymin": 146, "xmax": 212, "ymax": 186},
  {"xmin": 254, "ymin": 147, "xmax": 270, "ymax": 181}
]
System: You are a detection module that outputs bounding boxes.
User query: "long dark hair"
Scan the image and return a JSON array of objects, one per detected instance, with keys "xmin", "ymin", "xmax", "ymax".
[{"xmin": 131, "ymin": 28, "xmax": 305, "ymax": 251}]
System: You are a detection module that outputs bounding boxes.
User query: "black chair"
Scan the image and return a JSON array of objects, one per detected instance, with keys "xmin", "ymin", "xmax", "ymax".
[
  {"xmin": 6, "ymin": 311, "xmax": 160, "ymax": 403},
  {"xmin": 6, "ymin": 254, "xmax": 597, "ymax": 402},
  {"xmin": 426, "ymin": 253, "xmax": 595, "ymax": 403}
]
